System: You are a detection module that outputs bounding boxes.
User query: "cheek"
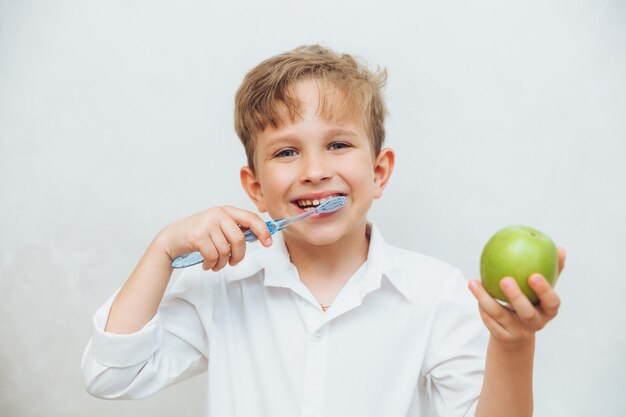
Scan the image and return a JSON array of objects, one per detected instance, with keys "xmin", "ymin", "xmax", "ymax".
[
  {"xmin": 260, "ymin": 169, "xmax": 292, "ymax": 199},
  {"xmin": 341, "ymin": 159, "xmax": 377, "ymax": 196}
]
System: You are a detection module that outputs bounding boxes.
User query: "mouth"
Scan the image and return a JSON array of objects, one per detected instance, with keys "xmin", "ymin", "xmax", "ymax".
[{"xmin": 291, "ymin": 193, "xmax": 347, "ymax": 212}]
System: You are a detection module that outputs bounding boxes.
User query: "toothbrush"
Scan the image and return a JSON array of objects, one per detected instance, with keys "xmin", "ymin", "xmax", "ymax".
[{"xmin": 171, "ymin": 195, "xmax": 347, "ymax": 269}]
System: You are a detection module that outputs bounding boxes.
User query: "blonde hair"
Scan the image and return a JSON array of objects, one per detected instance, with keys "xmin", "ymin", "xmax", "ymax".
[{"xmin": 234, "ymin": 45, "xmax": 388, "ymax": 171}]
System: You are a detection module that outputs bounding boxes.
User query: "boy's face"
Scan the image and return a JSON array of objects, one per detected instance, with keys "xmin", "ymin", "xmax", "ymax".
[{"xmin": 241, "ymin": 79, "xmax": 394, "ymax": 247}]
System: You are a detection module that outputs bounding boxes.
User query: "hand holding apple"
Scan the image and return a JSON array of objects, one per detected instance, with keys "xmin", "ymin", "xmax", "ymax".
[
  {"xmin": 468, "ymin": 225, "xmax": 566, "ymax": 346},
  {"xmin": 480, "ymin": 225, "xmax": 559, "ymax": 304}
]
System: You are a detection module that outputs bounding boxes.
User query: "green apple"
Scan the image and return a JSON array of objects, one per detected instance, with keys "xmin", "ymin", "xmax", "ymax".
[{"xmin": 480, "ymin": 225, "xmax": 558, "ymax": 304}]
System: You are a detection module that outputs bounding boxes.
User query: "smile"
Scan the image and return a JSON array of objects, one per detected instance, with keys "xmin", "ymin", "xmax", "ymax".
[{"xmin": 292, "ymin": 193, "xmax": 346, "ymax": 211}]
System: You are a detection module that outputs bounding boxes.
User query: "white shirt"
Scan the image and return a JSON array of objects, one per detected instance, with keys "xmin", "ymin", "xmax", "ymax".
[{"xmin": 82, "ymin": 223, "xmax": 488, "ymax": 417}]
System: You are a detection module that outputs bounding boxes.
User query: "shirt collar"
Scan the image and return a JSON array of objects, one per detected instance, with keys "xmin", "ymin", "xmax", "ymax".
[
  {"xmin": 224, "ymin": 222, "xmax": 413, "ymax": 302},
  {"xmin": 360, "ymin": 222, "xmax": 413, "ymax": 302}
]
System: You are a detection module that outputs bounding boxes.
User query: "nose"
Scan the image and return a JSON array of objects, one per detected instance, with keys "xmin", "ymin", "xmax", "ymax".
[{"xmin": 299, "ymin": 152, "xmax": 332, "ymax": 184}]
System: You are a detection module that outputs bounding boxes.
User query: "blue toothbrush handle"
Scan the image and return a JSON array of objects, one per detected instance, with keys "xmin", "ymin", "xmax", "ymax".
[
  {"xmin": 171, "ymin": 221, "xmax": 278, "ymax": 269},
  {"xmin": 171, "ymin": 251, "xmax": 204, "ymax": 268}
]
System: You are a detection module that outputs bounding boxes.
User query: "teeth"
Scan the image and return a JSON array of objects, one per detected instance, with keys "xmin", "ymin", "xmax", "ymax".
[{"xmin": 295, "ymin": 195, "xmax": 342, "ymax": 209}]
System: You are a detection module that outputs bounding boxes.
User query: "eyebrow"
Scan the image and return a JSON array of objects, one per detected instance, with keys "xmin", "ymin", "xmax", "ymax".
[
  {"xmin": 265, "ymin": 128, "xmax": 359, "ymax": 147},
  {"xmin": 325, "ymin": 128, "xmax": 359, "ymax": 138}
]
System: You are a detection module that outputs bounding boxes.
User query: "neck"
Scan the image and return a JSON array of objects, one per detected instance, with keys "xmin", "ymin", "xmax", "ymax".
[{"xmin": 283, "ymin": 220, "xmax": 370, "ymax": 282}]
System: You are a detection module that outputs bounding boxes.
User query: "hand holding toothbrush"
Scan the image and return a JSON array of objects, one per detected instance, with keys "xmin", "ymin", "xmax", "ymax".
[{"xmin": 161, "ymin": 205, "xmax": 274, "ymax": 272}]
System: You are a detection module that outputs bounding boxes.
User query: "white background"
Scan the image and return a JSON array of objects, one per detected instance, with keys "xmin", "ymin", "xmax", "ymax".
[{"xmin": 1, "ymin": 1, "xmax": 625, "ymax": 416}]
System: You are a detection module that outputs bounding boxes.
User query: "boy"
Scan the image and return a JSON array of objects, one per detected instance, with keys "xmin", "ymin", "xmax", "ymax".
[{"xmin": 83, "ymin": 45, "xmax": 565, "ymax": 417}]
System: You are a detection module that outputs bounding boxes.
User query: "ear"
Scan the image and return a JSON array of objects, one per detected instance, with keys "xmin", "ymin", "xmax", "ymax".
[
  {"xmin": 373, "ymin": 148, "xmax": 395, "ymax": 199},
  {"xmin": 240, "ymin": 166, "xmax": 268, "ymax": 212}
]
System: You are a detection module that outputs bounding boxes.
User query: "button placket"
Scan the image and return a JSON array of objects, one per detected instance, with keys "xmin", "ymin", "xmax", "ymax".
[{"xmin": 300, "ymin": 325, "xmax": 329, "ymax": 417}]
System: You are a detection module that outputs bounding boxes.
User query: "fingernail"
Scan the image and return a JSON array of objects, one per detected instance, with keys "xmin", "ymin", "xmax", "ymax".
[
  {"xmin": 265, "ymin": 237, "xmax": 272, "ymax": 245},
  {"xmin": 469, "ymin": 281, "xmax": 478, "ymax": 291},
  {"xmin": 530, "ymin": 274, "xmax": 542, "ymax": 286},
  {"xmin": 501, "ymin": 278, "xmax": 514, "ymax": 289}
]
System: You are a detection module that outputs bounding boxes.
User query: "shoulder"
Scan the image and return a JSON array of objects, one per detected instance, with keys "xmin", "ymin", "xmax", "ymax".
[
  {"xmin": 385, "ymin": 244, "xmax": 462, "ymax": 280},
  {"xmin": 386, "ymin": 244, "xmax": 458, "ymax": 274},
  {"xmin": 383, "ymin": 244, "xmax": 468, "ymax": 303}
]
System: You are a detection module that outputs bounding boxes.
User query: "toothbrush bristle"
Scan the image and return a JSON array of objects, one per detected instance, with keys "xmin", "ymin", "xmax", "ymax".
[{"xmin": 317, "ymin": 196, "xmax": 347, "ymax": 213}]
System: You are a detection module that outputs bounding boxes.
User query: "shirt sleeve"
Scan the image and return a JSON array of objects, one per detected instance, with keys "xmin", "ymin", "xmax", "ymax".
[
  {"xmin": 81, "ymin": 266, "xmax": 214, "ymax": 399},
  {"xmin": 422, "ymin": 268, "xmax": 489, "ymax": 417}
]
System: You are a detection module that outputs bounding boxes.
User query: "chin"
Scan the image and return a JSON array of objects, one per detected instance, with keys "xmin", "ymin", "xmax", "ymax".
[
  {"xmin": 304, "ymin": 234, "xmax": 344, "ymax": 247},
  {"xmin": 285, "ymin": 224, "xmax": 347, "ymax": 246}
]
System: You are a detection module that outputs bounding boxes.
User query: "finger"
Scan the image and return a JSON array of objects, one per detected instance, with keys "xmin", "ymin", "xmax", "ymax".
[
  {"xmin": 221, "ymin": 206, "xmax": 273, "ymax": 246},
  {"xmin": 528, "ymin": 273, "xmax": 561, "ymax": 319},
  {"xmin": 221, "ymin": 220, "xmax": 246, "ymax": 266},
  {"xmin": 209, "ymin": 229, "xmax": 231, "ymax": 271},
  {"xmin": 478, "ymin": 304, "xmax": 510, "ymax": 340},
  {"xmin": 198, "ymin": 241, "xmax": 219, "ymax": 271},
  {"xmin": 468, "ymin": 280, "xmax": 514, "ymax": 327},
  {"xmin": 499, "ymin": 277, "xmax": 543, "ymax": 329},
  {"xmin": 557, "ymin": 246, "xmax": 567, "ymax": 275}
]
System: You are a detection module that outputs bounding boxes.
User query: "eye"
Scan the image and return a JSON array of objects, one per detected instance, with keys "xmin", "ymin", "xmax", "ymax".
[
  {"xmin": 328, "ymin": 142, "xmax": 351, "ymax": 151},
  {"xmin": 274, "ymin": 148, "xmax": 297, "ymax": 158}
]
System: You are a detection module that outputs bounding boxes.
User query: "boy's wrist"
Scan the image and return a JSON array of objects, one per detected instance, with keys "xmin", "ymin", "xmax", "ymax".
[
  {"xmin": 489, "ymin": 333, "xmax": 536, "ymax": 355},
  {"xmin": 152, "ymin": 227, "xmax": 177, "ymax": 262}
]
